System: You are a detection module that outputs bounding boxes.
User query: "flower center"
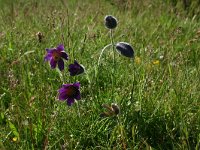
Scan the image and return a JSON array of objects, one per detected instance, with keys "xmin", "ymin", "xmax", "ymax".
[
  {"xmin": 67, "ymin": 86, "xmax": 78, "ymax": 98},
  {"xmin": 52, "ymin": 51, "xmax": 61, "ymax": 61}
]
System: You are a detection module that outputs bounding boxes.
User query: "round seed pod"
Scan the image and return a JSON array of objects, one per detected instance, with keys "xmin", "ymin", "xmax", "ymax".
[
  {"xmin": 104, "ymin": 15, "xmax": 117, "ymax": 29},
  {"xmin": 115, "ymin": 42, "xmax": 134, "ymax": 58}
]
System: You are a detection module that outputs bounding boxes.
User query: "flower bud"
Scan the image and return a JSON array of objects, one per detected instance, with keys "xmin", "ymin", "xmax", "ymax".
[
  {"xmin": 111, "ymin": 103, "xmax": 120, "ymax": 115},
  {"xmin": 36, "ymin": 32, "xmax": 44, "ymax": 43},
  {"xmin": 104, "ymin": 15, "xmax": 117, "ymax": 29},
  {"xmin": 115, "ymin": 42, "xmax": 134, "ymax": 58},
  {"xmin": 68, "ymin": 60, "xmax": 85, "ymax": 76}
]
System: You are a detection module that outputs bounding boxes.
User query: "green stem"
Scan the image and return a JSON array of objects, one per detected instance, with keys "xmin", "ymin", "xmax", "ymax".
[
  {"xmin": 96, "ymin": 43, "xmax": 112, "ymax": 106},
  {"xmin": 110, "ymin": 29, "xmax": 115, "ymax": 99},
  {"xmin": 97, "ymin": 43, "xmax": 112, "ymax": 66},
  {"xmin": 130, "ymin": 59, "xmax": 135, "ymax": 102},
  {"xmin": 110, "ymin": 29, "xmax": 115, "ymax": 67}
]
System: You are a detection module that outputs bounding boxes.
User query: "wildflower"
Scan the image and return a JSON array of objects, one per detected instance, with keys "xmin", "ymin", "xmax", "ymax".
[
  {"xmin": 115, "ymin": 42, "xmax": 134, "ymax": 58},
  {"xmin": 58, "ymin": 82, "xmax": 81, "ymax": 106},
  {"xmin": 152, "ymin": 60, "xmax": 160, "ymax": 65},
  {"xmin": 104, "ymin": 15, "xmax": 117, "ymax": 29},
  {"xmin": 12, "ymin": 137, "xmax": 17, "ymax": 142},
  {"xmin": 100, "ymin": 103, "xmax": 120, "ymax": 117},
  {"xmin": 68, "ymin": 60, "xmax": 85, "ymax": 76},
  {"xmin": 44, "ymin": 44, "xmax": 68, "ymax": 71}
]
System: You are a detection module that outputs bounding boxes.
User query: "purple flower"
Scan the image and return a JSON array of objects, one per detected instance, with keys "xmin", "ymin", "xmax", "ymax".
[
  {"xmin": 68, "ymin": 60, "xmax": 85, "ymax": 76},
  {"xmin": 44, "ymin": 44, "xmax": 68, "ymax": 71},
  {"xmin": 58, "ymin": 82, "xmax": 81, "ymax": 106}
]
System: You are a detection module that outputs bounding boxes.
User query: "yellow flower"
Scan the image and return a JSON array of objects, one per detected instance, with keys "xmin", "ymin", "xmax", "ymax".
[
  {"xmin": 12, "ymin": 137, "xmax": 17, "ymax": 142},
  {"xmin": 152, "ymin": 60, "xmax": 160, "ymax": 65},
  {"xmin": 135, "ymin": 56, "xmax": 141, "ymax": 64}
]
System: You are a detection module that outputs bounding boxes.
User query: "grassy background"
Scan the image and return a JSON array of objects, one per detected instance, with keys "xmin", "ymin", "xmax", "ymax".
[{"xmin": 0, "ymin": 0, "xmax": 199, "ymax": 149}]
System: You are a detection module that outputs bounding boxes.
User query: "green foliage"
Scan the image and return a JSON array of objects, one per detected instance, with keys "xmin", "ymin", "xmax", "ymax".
[{"xmin": 0, "ymin": 0, "xmax": 199, "ymax": 149}]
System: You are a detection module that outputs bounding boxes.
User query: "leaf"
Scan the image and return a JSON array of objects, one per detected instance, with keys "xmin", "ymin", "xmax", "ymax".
[{"xmin": 8, "ymin": 121, "xmax": 19, "ymax": 138}]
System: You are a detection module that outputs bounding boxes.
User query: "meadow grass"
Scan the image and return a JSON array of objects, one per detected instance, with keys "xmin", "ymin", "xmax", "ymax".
[{"xmin": 0, "ymin": 0, "xmax": 200, "ymax": 149}]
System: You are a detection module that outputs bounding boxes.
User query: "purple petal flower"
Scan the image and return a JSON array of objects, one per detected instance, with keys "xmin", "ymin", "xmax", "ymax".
[
  {"xmin": 67, "ymin": 98, "xmax": 75, "ymax": 106},
  {"xmin": 58, "ymin": 82, "xmax": 81, "ymax": 106},
  {"xmin": 50, "ymin": 58, "xmax": 57, "ymax": 69},
  {"xmin": 68, "ymin": 60, "xmax": 85, "ymax": 76},
  {"xmin": 44, "ymin": 44, "xmax": 68, "ymax": 71},
  {"xmin": 61, "ymin": 52, "xmax": 68, "ymax": 60},
  {"xmin": 58, "ymin": 59, "xmax": 64, "ymax": 71},
  {"xmin": 57, "ymin": 44, "xmax": 65, "ymax": 51}
]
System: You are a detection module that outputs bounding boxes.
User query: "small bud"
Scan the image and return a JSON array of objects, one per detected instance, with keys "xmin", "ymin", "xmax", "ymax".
[
  {"xmin": 100, "ymin": 103, "xmax": 120, "ymax": 117},
  {"xmin": 115, "ymin": 42, "xmax": 134, "ymax": 58},
  {"xmin": 36, "ymin": 32, "xmax": 44, "ymax": 43},
  {"xmin": 104, "ymin": 15, "xmax": 117, "ymax": 29},
  {"xmin": 102, "ymin": 104, "xmax": 113, "ymax": 112},
  {"xmin": 68, "ymin": 60, "xmax": 85, "ymax": 76},
  {"xmin": 111, "ymin": 103, "xmax": 120, "ymax": 115}
]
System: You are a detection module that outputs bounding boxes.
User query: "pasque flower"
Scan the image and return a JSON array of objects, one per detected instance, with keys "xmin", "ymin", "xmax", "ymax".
[
  {"xmin": 58, "ymin": 82, "xmax": 81, "ymax": 106},
  {"xmin": 44, "ymin": 44, "xmax": 68, "ymax": 71},
  {"xmin": 68, "ymin": 60, "xmax": 85, "ymax": 76},
  {"xmin": 115, "ymin": 42, "xmax": 134, "ymax": 58},
  {"xmin": 104, "ymin": 15, "xmax": 118, "ymax": 29}
]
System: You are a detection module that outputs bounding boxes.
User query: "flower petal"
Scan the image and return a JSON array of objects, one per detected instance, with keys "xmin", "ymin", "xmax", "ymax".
[
  {"xmin": 44, "ymin": 53, "xmax": 52, "ymax": 61},
  {"xmin": 61, "ymin": 52, "xmax": 68, "ymax": 60},
  {"xmin": 67, "ymin": 98, "xmax": 75, "ymax": 106},
  {"xmin": 58, "ymin": 86, "xmax": 66, "ymax": 92},
  {"xmin": 57, "ymin": 44, "xmax": 64, "ymax": 52},
  {"xmin": 75, "ymin": 91, "xmax": 81, "ymax": 100},
  {"xmin": 62, "ymin": 84, "xmax": 72, "ymax": 88},
  {"xmin": 58, "ymin": 59, "xmax": 64, "ymax": 71},
  {"xmin": 58, "ymin": 91, "xmax": 68, "ymax": 100},
  {"xmin": 58, "ymin": 87, "xmax": 68, "ymax": 100},
  {"xmin": 50, "ymin": 58, "xmax": 57, "ymax": 69},
  {"xmin": 46, "ymin": 48, "xmax": 56, "ymax": 53},
  {"xmin": 73, "ymin": 82, "xmax": 80, "ymax": 89}
]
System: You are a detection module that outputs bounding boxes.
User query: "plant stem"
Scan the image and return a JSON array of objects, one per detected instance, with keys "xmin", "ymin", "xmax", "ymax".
[
  {"xmin": 130, "ymin": 59, "xmax": 135, "ymax": 102},
  {"xmin": 97, "ymin": 43, "xmax": 112, "ymax": 66},
  {"xmin": 110, "ymin": 29, "xmax": 115, "ymax": 67},
  {"xmin": 61, "ymin": 71, "xmax": 65, "ymax": 83},
  {"xmin": 110, "ymin": 29, "xmax": 115, "ymax": 100}
]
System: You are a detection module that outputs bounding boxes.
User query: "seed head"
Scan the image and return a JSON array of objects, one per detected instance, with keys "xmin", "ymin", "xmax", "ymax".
[
  {"xmin": 104, "ymin": 15, "xmax": 117, "ymax": 29},
  {"xmin": 115, "ymin": 42, "xmax": 134, "ymax": 58}
]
